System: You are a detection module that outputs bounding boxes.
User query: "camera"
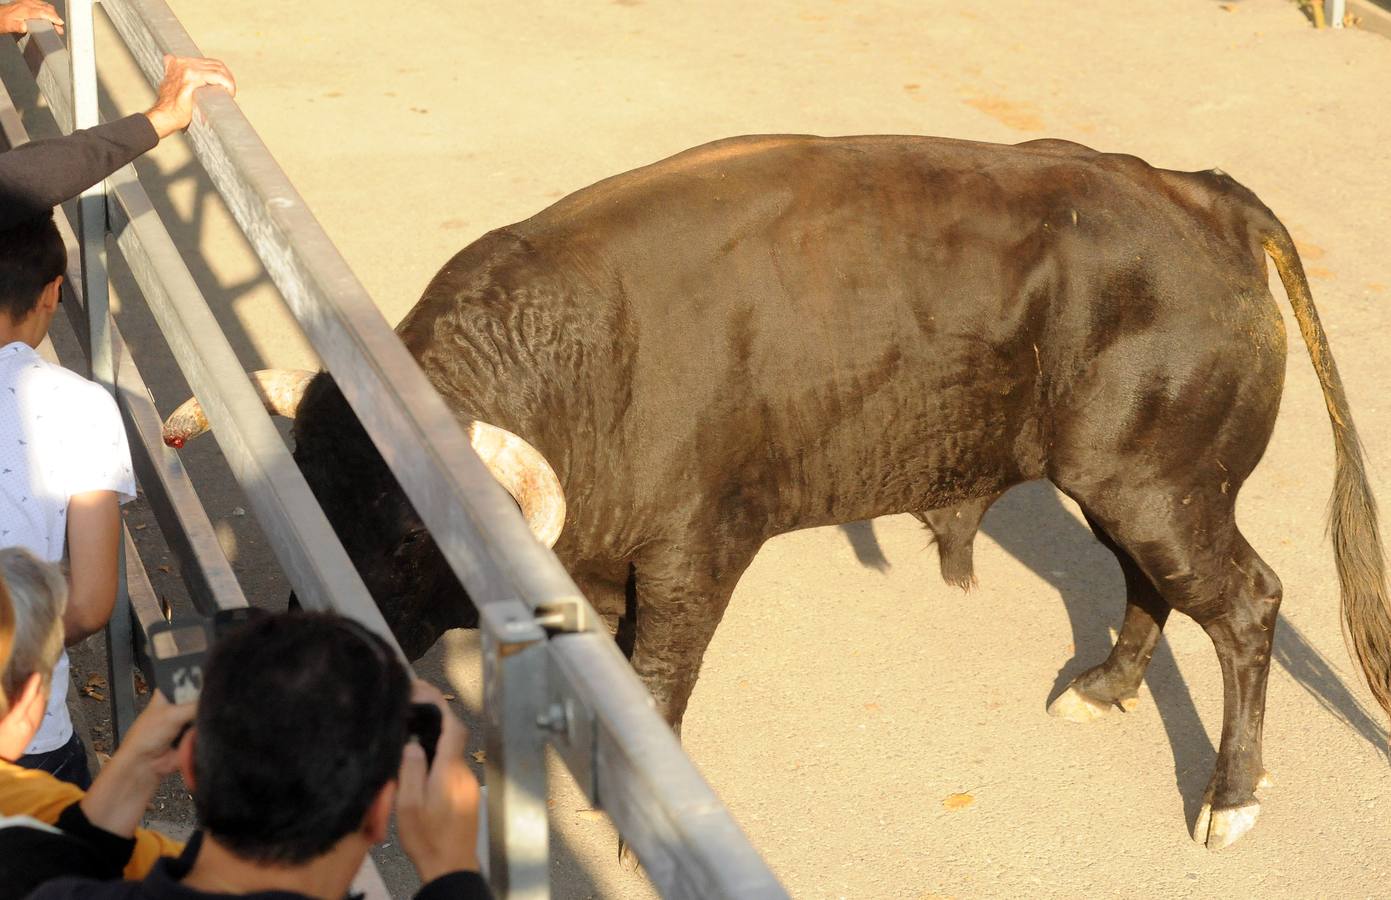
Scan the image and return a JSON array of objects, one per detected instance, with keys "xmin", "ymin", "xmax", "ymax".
[
  {"xmin": 406, "ymin": 702, "xmax": 442, "ymax": 767},
  {"xmin": 145, "ymin": 607, "xmax": 263, "ymax": 705}
]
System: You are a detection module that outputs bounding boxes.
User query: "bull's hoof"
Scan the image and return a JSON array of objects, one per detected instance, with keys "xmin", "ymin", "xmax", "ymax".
[
  {"xmin": 1046, "ymin": 685, "xmax": 1112, "ymax": 723},
  {"xmin": 1194, "ymin": 800, "xmax": 1261, "ymax": 850}
]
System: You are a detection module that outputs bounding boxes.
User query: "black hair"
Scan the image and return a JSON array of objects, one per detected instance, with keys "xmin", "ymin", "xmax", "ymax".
[
  {"xmin": 0, "ymin": 213, "xmax": 66, "ymax": 321},
  {"xmin": 192, "ymin": 612, "xmax": 412, "ymax": 864}
]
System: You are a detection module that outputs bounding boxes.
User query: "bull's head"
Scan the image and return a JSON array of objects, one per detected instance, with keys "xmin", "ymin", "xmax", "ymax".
[{"xmin": 162, "ymin": 370, "xmax": 565, "ymax": 657}]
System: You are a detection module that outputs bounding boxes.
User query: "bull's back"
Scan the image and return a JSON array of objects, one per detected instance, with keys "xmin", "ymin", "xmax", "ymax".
[{"xmin": 407, "ymin": 135, "xmax": 1279, "ymax": 541}]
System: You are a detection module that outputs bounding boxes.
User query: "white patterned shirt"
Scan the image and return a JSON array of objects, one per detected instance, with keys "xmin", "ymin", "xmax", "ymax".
[{"xmin": 0, "ymin": 341, "xmax": 134, "ymax": 753}]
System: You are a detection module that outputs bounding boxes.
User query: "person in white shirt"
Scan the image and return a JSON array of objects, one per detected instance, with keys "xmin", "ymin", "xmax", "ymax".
[{"xmin": 0, "ymin": 213, "xmax": 134, "ymax": 788}]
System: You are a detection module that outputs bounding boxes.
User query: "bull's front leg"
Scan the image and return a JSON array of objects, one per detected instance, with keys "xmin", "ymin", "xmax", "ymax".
[{"xmin": 625, "ymin": 541, "xmax": 758, "ymax": 737}]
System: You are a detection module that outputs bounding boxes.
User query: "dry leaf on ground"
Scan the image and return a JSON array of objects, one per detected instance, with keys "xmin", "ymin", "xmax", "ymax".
[{"xmin": 942, "ymin": 792, "xmax": 975, "ymax": 810}]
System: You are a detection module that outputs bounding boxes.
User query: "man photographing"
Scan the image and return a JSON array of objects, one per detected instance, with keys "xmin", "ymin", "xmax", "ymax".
[{"xmin": 31, "ymin": 612, "xmax": 490, "ymax": 900}]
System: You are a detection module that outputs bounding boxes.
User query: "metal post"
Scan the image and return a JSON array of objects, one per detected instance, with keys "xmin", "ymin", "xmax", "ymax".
[
  {"xmin": 479, "ymin": 600, "xmax": 551, "ymax": 899},
  {"xmin": 1328, "ymin": 0, "xmax": 1347, "ymax": 27},
  {"xmin": 67, "ymin": 0, "xmax": 137, "ymax": 742}
]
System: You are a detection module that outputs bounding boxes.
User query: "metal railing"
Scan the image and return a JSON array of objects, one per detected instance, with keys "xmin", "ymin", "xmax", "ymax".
[{"xmin": 1, "ymin": 1, "xmax": 787, "ymax": 897}]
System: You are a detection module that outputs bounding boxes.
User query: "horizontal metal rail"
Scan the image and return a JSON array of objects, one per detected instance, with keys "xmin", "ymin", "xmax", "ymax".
[{"xmin": 8, "ymin": 5, "xmax": 788, "ymax": 895}]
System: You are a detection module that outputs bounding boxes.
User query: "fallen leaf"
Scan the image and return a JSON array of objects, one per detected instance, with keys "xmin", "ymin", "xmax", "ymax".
[
  {"xmin": 576, "ymin": 809, "xmax": 606, "ymax": 822},
  {"xmin": 471, "ymin": 750, "xmax": 487, "ymax": 764},
  {"xmin": 157, "ymin": 565, "xmax": 171, "ymax": 574},
  {"xmin": 864, "ymin": 702, "xmax": 881, "ymax": 712},
  {"xmin": 81, "ymin": 675, "xmax": 107, "ymax": 701},
  {"xmin": 943, "ymin": 792, "xmax": 975, "ymax": 810}
]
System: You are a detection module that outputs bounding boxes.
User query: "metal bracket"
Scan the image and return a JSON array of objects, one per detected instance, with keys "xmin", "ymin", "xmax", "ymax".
[{"xmin": 533, "ymin": 594, "xmax": 590, "ymax": 635}]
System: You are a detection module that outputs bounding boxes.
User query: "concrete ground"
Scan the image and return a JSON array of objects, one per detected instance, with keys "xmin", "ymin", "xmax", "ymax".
[{"xmin": 3, "ymin": 0, "xmax": 1390, "ymax": 897}]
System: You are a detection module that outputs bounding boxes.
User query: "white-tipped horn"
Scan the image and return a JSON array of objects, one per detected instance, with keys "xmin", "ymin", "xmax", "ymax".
[
  {"xmin": 467, "ymin": 421, "xmax": 566, "ymax": 548},
  {"xmin": 163, "ymin": 369, "xmax": 316, "ymax": 447}
]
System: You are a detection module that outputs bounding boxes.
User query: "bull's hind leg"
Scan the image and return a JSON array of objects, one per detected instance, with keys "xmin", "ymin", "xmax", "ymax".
[
  {"xmin": 1048, "ymin": 515, "xmax": 1172, "ymax": 722},
  {"xmin": 1061, "ymin": 477, "xmax": 1282, "ymax": 849}
]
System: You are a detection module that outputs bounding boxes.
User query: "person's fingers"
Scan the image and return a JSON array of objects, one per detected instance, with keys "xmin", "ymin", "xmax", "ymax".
[
  {"xmin": 411, "ymin": 679, "xmax": 447, "ymax": 705},
  {"xmin": 397, "ymin": 740, "xmax": 428, "ymax": 823},
  {"xmin": 431, "ymin": 704, "xmax": 470, "ymax": 783}
]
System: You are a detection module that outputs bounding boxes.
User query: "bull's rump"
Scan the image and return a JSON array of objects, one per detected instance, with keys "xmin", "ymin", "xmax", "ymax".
[{"xmin": 407, "ymin": 135, "xmax": 1284, "ymax": 537}]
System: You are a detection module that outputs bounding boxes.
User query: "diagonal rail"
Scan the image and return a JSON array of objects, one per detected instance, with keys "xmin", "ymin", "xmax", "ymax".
[{"xmin": 13, "ymin": 4, "xmax": 790, "ymax": 895}]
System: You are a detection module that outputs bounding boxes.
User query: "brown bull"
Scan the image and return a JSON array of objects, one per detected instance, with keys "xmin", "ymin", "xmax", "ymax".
[{"xmin": 166, "ymin": 134, "xmax": 1389, "ymax": 851}]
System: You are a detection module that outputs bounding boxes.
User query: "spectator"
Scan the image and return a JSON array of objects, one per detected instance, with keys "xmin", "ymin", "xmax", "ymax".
[
  {"xmin": 0, "ymin": 14, "xmax": 234, "ymax": 788},
  {"xmin": 0, "ymin": 211, "xmax": 133, "ymax": 788},
  {"xmin": 1, "ymin": 0, "xmax": 236, "ymax": 230},
  {"xmin": 31, "ymin": 612, "xmax": 490, "ymax": 900},
  {"xmin": 0, "ymin": 547, "xmax": 189, "ymax": 899}
]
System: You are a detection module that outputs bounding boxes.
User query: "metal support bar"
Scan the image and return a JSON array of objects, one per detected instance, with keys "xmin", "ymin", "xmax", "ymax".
[
  {"xmin": 480, "ymin": 601, "xmax": 550, "ymax": 899},
  {"xmin": 64, "ymin": 0, "xmax": 139, "ymax": 742},
  {"xmin": 548, "ymin": 633, "xmax": 788, "ymax": 899},
  {"xmin": 1328, "ymin": 0, "xmax": 1348, "ymax": 27}
]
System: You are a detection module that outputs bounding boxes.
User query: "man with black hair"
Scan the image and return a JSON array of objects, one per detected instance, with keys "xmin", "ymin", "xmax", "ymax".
[
  {"xmin": 0, "ymin": 210, "xmax": 134, "ymax": 788},
  {"xmin": 30, "ymin": 611, "xmax": 490, "ymax": 900}
]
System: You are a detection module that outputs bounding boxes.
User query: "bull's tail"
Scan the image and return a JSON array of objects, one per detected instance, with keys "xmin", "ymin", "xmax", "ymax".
[{"xmin": 1253, "ymin": 207, "xmax": 1391, "ymax": 727}]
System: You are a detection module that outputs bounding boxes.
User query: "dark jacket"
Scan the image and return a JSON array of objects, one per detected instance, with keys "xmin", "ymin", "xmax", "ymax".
[
  {"xmin": 0, "ymin": 113, "xmax": 157, "ymax": 229},
  {"xmin": 0, "ymin": 802, "xmax": 141, "ymax": 900},
  {"xmin": 24, "ymin": 832, "xmax": 492, "ymax": 900}
]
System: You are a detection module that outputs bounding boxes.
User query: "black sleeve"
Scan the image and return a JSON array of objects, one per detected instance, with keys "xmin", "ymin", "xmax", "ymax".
[
  {"xmin": 0, "ymin": 808, "xmax": 129, "ymax": 900},
  {"xmin": 0, "ymin": 113, "xmax": 158, "ymax": 230},
  {"xmin": 53, "ymin": 800, "xmax": 138, "ymax": 874},
  {"xmin": 414, "ymin": 871, "xmax": 492, "ymax": 900}
]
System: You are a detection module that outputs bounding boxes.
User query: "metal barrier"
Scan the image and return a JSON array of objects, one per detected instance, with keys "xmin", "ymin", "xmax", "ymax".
[{"xmin": 1, "ymin": 2, "xmax": 788, "ymax": 897}]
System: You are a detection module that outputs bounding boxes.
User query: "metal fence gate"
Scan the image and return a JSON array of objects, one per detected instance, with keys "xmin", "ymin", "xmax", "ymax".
[{"xmin": 0, "ymin": 2, "xmax": 788, "ymax": 897}]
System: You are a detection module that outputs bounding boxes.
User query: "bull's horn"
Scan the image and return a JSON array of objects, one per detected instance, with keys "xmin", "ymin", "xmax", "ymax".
[
  {"xmin": 162, "ymin": 371, "xmax": 566, "ymax": 547},
  {"xmin": 467, "ymin": 420, "xmax": 566, "ymax": 548},
  {"xmin": 162, "ymin": 369, "xmax": 315, "ymax": 448}
]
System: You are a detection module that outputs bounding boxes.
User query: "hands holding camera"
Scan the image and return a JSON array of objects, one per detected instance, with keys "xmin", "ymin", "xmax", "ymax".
[
  {"xmin": 397, "ymin": 681, "xmax": 484, "ymax": 881},
  {"xmin": 73, "ymin": 677, "xmax": 484, "ymax": 881}
]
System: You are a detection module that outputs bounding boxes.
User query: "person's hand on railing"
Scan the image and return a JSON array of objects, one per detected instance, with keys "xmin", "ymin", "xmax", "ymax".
[
  {"xmin": 78, "ymin": 692, "xmax": 198, "ymax": 838},
  {"xmin": 396, "ymin": 680, "xmax": 484, "ymax": 884},
  {"xmin": 0, "ymin": 0, "xmax": 64, "ymax": 35},
  {"xmin": 144, "ymin": 53, "xmax": 236, "ymax": 140}
]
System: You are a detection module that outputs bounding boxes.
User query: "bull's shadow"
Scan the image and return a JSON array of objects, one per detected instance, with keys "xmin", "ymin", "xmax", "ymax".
[{"xmin": 841, "ymin": 480, "xmax": 1388, "ymax": 819}]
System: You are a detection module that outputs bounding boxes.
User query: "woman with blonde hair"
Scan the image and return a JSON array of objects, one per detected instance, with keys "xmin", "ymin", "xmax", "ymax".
[{"xmin": 0, "ymin": 548, "xmax": 190, "ymax": 897}]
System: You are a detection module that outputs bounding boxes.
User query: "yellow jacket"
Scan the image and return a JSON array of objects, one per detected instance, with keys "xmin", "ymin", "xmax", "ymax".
[{"xmin": 0, "ymin": 758, "xmax": 183, "ymax": 878}]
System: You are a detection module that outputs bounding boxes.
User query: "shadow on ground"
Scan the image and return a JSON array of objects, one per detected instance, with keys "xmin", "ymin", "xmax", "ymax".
[{"xmin": 839, "ymin": 480, "xmax": 1389, "ymax": 822}]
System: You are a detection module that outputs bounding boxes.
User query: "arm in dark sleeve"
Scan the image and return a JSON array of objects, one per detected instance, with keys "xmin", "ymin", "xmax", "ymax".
[
  {"xmin": 53, "ymin": 799, "xmax": 138, "ymax": 876},
  {"xmin": 0, "ymin": 802, "xmax": 134, "ymax": 899},
  {"xmin": 414, "ymin": 871, "xmax": 493, "ymax": 900},
  {"xmin": 0, "ymin": 113, "xmax": 157, "ymax": 229}
]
